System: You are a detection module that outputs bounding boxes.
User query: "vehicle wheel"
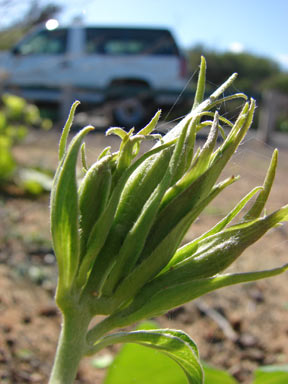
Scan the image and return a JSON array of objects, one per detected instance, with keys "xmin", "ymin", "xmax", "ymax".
[{"xmin": 112, "ymin": 98, "xmax": 148, "ymax": 129}]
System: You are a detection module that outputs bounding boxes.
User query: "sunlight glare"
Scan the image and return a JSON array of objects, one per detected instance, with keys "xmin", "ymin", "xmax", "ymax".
[{"xmin": 45, "ymin": 19, "xmax": 59, "ymax": 31}]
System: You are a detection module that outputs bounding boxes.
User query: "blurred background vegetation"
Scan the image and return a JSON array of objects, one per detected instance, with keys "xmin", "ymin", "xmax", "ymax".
[
  {"xmin": 0, "ymin": 0, "xmax": 61, "ymax": 51},
  {"xmin": 188, "ymin": 45, "xmax": 286, "ymax": 96}
]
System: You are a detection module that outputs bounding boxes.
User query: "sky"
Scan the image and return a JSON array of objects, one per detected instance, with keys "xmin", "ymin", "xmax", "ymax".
[{"xmin": 3, "ymin": 0, "xmax": 288, "ymax": 69}]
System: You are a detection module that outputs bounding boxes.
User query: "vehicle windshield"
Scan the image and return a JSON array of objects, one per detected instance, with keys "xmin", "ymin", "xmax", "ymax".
[
  {"xmin": 15, "ymin": 29, "xmax": 68, "ymax": 55},
  {"xmin": 85, "ymin": 28, "xmax": 179, "ymax": 56}
]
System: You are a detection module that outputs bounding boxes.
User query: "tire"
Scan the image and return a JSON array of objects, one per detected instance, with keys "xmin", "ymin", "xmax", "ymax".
[{"xmin": 112, "ymin": 98, "xmax": 148, "ymax": 129}]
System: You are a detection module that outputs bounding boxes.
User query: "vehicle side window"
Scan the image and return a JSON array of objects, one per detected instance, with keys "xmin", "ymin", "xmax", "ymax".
[
  {"xmin": 85, "ymin": 28, "xmax": 178, "ymax": 56},
  {"xmin": 15, "ymin": 29, "xmax": 68, "ymax": 55}
]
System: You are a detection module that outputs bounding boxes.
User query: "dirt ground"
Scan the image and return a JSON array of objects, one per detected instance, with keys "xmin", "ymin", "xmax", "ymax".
[{"xmin": 0, "ymin": 128, "xmax": 287, "ymax": 383}]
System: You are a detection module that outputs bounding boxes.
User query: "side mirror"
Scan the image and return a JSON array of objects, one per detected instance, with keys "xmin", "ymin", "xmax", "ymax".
[{"xmin": 11, "ymin": 46, "xmax": 20, "ymax": 55}]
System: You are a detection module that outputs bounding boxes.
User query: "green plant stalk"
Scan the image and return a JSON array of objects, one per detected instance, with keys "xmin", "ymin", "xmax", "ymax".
[{"xmin": 49, "ymin": 308, "xmax": 91, "ymax": 384}]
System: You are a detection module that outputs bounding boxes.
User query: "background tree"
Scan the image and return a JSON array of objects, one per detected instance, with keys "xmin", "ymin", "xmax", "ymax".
[
  {"xmin": 187, "ymin": 44, "xmax": 281, "ymax": 96},
  {"xmin": 0, "ymin": 0, "xmax": 61, "ymax": 51}
]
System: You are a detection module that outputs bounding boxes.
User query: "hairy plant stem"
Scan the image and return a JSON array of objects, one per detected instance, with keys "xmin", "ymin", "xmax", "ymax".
[{"xmin": 49, "ymin": 309, "xmax": 91, "ymax": 384}]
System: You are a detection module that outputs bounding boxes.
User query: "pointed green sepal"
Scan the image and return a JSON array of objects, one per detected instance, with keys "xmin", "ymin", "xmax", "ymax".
[
  {"xmin": 166, "ymin": 185, "xmax": 263, "ymax": 269},
  {"xmin": 138, "ymin": 109, "xmax": 161, "ymax": 135},
  {"xmin": 58, "ymin": 100, "xmax": 80, "ymax": 161},
  {"xmin": 244, "ymin": 149, "xmax": 278, "ymax": 221},
  {"xmin": 92, "ymin": 265, "xmax": 287, "ymax": 333},
  {"xmin": 80, "ymin": 142, "xmax": 88, "ymax": 172},
  {"xmin": 192, "ymin": 56, "xmax": 206, "ymax": 111}
]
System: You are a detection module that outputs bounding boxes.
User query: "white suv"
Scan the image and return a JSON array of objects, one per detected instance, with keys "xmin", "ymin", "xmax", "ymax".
[{"xmin": 0, "ymin": 25, "xmax": 189, "ymax": 126}]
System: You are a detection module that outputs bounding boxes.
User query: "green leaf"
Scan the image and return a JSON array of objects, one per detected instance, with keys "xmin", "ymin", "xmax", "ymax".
[
  {"xmin": 0, "ymin": 111, "xmax": 7, "ymax": 131},
  {"xmin": 3, "ymin": 93, "xmax": 27, "ymax": 119},
  {"xmin": 0, "ymin": 135, "xmax": 16, "ymax": 179},
  {"xmin": 18, "ymin": 168, "xmax": 53, "ymax": 194},
  {"xmin": 202, "ymin": 363, "xmax": 238, "ymax": 384},
  {"xmin": 51, "ymin": 125, "xmax": 93, "ymax": 293},
  {"xmin": 252, "ymin": 365, "xmax": 288, "ymax": 384},
  {"xmin": 103, "ymin": 344, "xmax": 187, "ymax": 384},
  {"xmin": 91, "ymin": 329, "xmax": 203, "ymax": 384}
]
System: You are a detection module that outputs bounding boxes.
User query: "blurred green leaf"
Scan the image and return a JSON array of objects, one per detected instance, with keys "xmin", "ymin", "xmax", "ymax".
[
  {"xmin": 104, "ymin": 341, "xmax": 187, "ymax": 384},
  {"xmin": 202, "ymin": 363, "xmax": 238, "ymax": 384},
  {"xmin": 101, "ymin": 323, "xmax": 239, "ymax": 384},
  {"xmin": 0, "ymin": 112, "xmax": 6, "ymax": 131},
  {"xmin": 3, "ymin": 93, "xmax": 26, "ymax": 120},
  {"xmin": 24, "ymin": 104, "xmax": 40, "ymax": 125},
  {"xmin": 252, "ymin": 365, "xmax": 288, "ymax": 384},
  {"xmin": 0, "ymin": 93, "xmax": 52, "ymax": 191},
  {"xmin": 103, "ymin": 322, "xmax": 192, "ymax": 384},
  {"xmin": 18, "ymin": 168, "xmax": 53, "ymax": 194},
  {"xmin": 0, "ymin": 135, "xmax": 16, "ymax": 179}
]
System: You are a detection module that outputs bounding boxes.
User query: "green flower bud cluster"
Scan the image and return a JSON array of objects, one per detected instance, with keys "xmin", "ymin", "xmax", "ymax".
[{"xmin": 50, "ymin": 57, "xmax": 287, "ymax": 354}]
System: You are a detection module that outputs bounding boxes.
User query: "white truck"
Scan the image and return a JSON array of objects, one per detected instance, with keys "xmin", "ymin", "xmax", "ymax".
[{"xmin": 0, "ymin": 24, "xmax": 190, "ymax": 127}]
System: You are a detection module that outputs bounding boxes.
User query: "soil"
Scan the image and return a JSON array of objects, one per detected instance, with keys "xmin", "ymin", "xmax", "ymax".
[{"xmin": 0, "ymin": 128, "xmax": 287, "ymax": 383}]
